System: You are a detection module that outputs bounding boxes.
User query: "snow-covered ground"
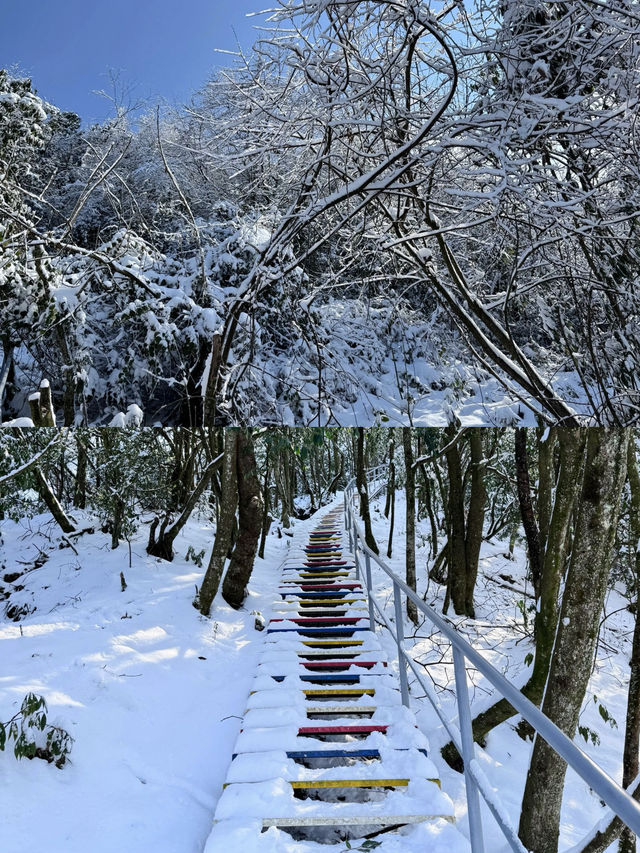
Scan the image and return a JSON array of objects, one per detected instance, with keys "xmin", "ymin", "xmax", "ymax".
[
  {"xmin": 0, "ymin": 493, "xmax": 632, "ymax": 853},
  {"xmin": 0, "ymin": 508, "xmax": 298, "ymax": 853}
]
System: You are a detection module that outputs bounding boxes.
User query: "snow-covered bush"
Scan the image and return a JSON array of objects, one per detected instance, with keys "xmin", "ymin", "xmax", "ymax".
[{"xmin": 0, "ymin": 693, "xmax": 74, "ymax": 769}]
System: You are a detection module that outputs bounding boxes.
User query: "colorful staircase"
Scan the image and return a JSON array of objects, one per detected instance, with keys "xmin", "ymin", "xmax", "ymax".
[{"xmin": 207, "ymin": 505, "xmax": 467, "ymax": 852}]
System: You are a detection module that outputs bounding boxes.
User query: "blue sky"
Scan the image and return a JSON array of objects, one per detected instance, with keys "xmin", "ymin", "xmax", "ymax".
[{"xmin": 1, "ymin": 0, "xmax": 264, "ymax": 122}]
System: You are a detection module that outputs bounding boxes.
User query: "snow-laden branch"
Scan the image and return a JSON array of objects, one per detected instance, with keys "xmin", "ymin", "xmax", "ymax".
[{"xmin": 0, "ymin": 431, "xmax": 65, "ymax": 487}]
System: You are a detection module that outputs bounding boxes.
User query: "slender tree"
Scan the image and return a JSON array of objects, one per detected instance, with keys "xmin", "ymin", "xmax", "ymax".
[
  {"xmin": 356, "ymin": 427, "xmax": 379, "ymax": 555},
  {"xmin": 402, "ymin": 428, "xmax": 418, "ymax": 624},
  {"xmin": 519, "ymin": 428, "xmax": 631, "ymax": 853},
  {"xmin": 222, "ymin": 429, "xmax": 264, "ymax": 609},
  {"xmin": 198, "ymin": 430, "xmax": 239, "ymax": 616}
]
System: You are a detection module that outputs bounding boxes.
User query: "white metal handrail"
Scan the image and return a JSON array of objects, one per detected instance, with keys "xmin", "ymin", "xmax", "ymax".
[{"xmin": 344, "ymin": 468, "xmax": 640, "ymax": 853}]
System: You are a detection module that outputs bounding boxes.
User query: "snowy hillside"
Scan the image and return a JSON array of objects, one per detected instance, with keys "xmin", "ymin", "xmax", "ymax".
[
  {"xmin": 1, "ymin": 490, "xmax": 635, "ymax": 853},
  {"xmin": 0, "ymin": 510, "xmax": 292, "ymax": 853}
]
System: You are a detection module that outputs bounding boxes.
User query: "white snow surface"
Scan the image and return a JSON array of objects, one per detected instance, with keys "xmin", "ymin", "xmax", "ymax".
[{"xmin": 0, "ymin": 508, "xmax": 292, "ymax": 853}]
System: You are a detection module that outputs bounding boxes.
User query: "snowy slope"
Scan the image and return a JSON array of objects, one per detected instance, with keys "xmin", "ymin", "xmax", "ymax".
[{"xmin": 0, "ymin": 510, "xmax": 301, "ymax": 853}]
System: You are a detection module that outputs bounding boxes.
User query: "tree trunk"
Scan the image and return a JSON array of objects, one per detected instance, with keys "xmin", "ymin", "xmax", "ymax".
[
  {"xmin": 34, "ymin": 467, "xmax": 75, "ymax": 533},
  {"xmin": 445, "ymin": 426, "xmax": 467, "ymax": 615},
  {"xmin": 402, "ymin": 428, "xmax": 418, "ymax": 624},
  {"xmin": 417, "ymin": 453, "xmax": 439, "ymax": 562},
  {"xmin": 442, "ymin": 428, "xmax": 586, "ymax": 770},
  {"xmin": 356, "ymin": 427, "xmax": 379, "ymax": 554},
  {"xmin": 537, "ymin": 427, "xmax": 557, "ymax": 567},
  {"xmin": 198, "ymin": 430, "xmax": 239, "ymax": 616},
  {"xmin": 518, "ymin": 428, "xmax": 630, "ymax": 853},
  {"xmin": 258, "ymin": 444, "xmax": 271, "ymax": 560},
  {"xmin": 279, "ymin": 450, "xmax": 292, "ymax": 528},
  {"xmin": 384, "ymin": 431, "xmax": 396, "ymax": 518},
  {"xmin": 464, "ymin": 429, "xmax": 486, "ymax": 618},
  {"xmin": 620, "ymin": 440, "xmax": 640, "ymax": 853},
  {"xmin": 222, "ymin": 429, "xmax": 264, "ymax": 609},
  {"xmin": 387, "ymin": 456, "xmax": 395, "ymax": 559},
  {"xmin": 515, "ymin": 428, "xmax": 542, "ymax": 597},
  {"xmin": 73, "ymin": 435, "xmax": 87, "ymax": 509},
  {"xmin": 147, "ymin": 454, "xmax": 222, "ymax": 561},
  {"xmin": 528, "ymin": 428, "xmax": 585, "ymax": 697}
]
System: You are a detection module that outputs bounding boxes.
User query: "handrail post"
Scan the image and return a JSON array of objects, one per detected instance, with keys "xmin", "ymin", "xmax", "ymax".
[
  {"xmin": 354, "ymin": 548, "xmax": 361, "ymax": 581},
  {"xmin": 365, "ymin": 552, "xmax": 375, "ymax": 632},
  {"xmin": 453, "ymin": 646, "xmax": 485, "ymax": 853},
  {"xmin": 393, "ymin": 579, "xmax": 410, "ymax": 708}
]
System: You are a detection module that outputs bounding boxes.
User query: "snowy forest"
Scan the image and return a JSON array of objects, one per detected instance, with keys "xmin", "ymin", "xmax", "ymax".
[
  {"xmin": 1, "ymin": 426, "xmax": 640, "ymax": 853},
  {"xmin": 2, "ymin": 0, "xmax": 640, "ymax": 426}
]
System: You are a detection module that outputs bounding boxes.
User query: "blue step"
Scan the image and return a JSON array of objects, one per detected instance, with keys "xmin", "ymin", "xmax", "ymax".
[
  {"xmin": 231, "ymin": 747, "xmax": 429, "ymax": 760},
  {"xmin": 287, "ymin": 749, "xmax": 381, "ymax": 759}
]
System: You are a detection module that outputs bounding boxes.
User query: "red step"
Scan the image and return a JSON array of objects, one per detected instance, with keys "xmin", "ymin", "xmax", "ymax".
[
  {"xmin": 286, "ymin": 583, "xmax": 361, "ymax": 591},
  {"xmin": 298, "ymin": 725, "xmax": 388, "ymax": 735},
  {"xmin": 269, "ymin": 617, "xmax": 366, "ymax": 624},
  {"xmin": 301, "ymin": 660, "xmax": 384, "ymax": 669}
]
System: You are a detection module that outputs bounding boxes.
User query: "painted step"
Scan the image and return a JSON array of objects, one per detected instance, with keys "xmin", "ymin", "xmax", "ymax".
[
  {"xmin": 290, "ymin": 778, "xmax": 409, "ymax": 790},
  {"xmin": 284, "ymin": 747, "xmax": 430, "ymax": 760},
  {"xmin": 281, "ymin": 565, "xmax": 355, "ymax": 572},
  {"xmin": 279, "ymin": 592, "xmax": 356, "ymax": 599},
  {"xmin": 260, "ymin": 815, "xmax": 454, "ymax": 829},
  {"xmin": 297, "ymin": 724, "xmax": 388, "ymax": 736},
  {"xmin": 303, "ymin": 688, "xmax": 375, "ymax": 698},
  {"xmin": 305, "ymin": 705, "xmax": 377, "ymax": 714},
  {"xmin": 222, "ymin": 778, "xmax": 409, "ymax": 792},
  {"xmin": 269, "ymin": 617, "xmax": 367, "ymax": 625},
  {"xmin": 267, "ymin": 625, "xmax": 369, "ymax": 636},
  {"xmin": 300, "ymin": 660, "xmax": 385, "ymax": 669},
  {"xmin": 279, "ymin": 583, "xmax": 362, "ymax": 591},
  {"xmin": 270, "ymin": 673, "xmax": 377, "ymax": 683},
  {"xmin": 286, "ymin": 748, "xmax": 381, "ymax": 760},
  {"xmin": 282, "ymin": 598, "xmax": 366, "ymax": 605},
  {"xmin": 280, "ymin": 576, "xmax": 355, "ymax": 583}
]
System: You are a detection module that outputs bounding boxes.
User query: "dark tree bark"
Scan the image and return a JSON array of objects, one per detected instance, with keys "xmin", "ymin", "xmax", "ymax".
[
  {"xmin": 537, "ymin": 427, "xmax": 557, "ymax": 567},
  {"xmin": 384, "ymin": 430, "xmax": 396, "ymax": 519},
  {"xmin": 464, "ymin": 429, "xmax": 486, "ymax": 618},
  {"xmin": 416, "ymin": 433, "xmax": 439, "ymax": 562},
  {"xmin": 519, "ymin": 428, "xmax": 631, "ymax": 853},
  {"xmin": 168, "ymin": 429, "xmax": 198, "ymax": 511},
  {"xmin": 445, "ymin": 426, "xmax": 467, "ymax": 615},
  {"xmin": 620, "ymin": 440, "xmax": 640, "ymax": 853},
  {"xmin": 327, "ymin": 434, "xmax": 344, "ymax": 495},
  {"xmin": 73, "ymin": 434, "xmax": 87, "ymax": 509},
  {"xmin": 198, "ymin": 430, "xmax": 239, "ymax": 616},
  {"xmin": 278, "ymin": 447, "xmax": 292, "ymax": 529},
  {"xmin": 222, "ymin": 429, "xmax": 264, "ymax": 609},
  {"xmin": 258, "ymin": 443, "xmax": 271, "ymax": 560},
  {"xmin": 528, "ymin": 429, "xmax": 585, "ymax": 698},
  {"xmin": 387, "ymin": 450, "xmax": 396, "ymax": 559},
  {"xmin": 515, "ymin": 428, "xmax": 542, "ymax": 597},
  {"xmin": 402, "ymin": 428, "xmax": 418, "ymax": 624},
  {"xmin": 356, "ymin": 427, "xmax": 379, "ymax": 555}
]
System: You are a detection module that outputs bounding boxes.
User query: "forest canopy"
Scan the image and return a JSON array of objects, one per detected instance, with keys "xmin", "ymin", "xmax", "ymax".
[{"xmin": 1, "ymin": 0, "xmax": 639, "ymax": 427}]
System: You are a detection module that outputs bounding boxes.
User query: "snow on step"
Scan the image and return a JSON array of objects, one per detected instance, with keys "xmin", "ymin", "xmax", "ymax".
[
  {"xmin": 225, "ymin": 747, "xmax": 439, "ymax": 786},
  {"xmin": 208, "ymin": 506, "xmax": 468, "ymax": 853}
]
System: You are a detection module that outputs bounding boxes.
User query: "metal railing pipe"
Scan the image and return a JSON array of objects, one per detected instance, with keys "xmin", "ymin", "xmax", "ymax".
[{"xmin": 343, "ymin": 470, "xmax": 640, "ymax": 845}]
